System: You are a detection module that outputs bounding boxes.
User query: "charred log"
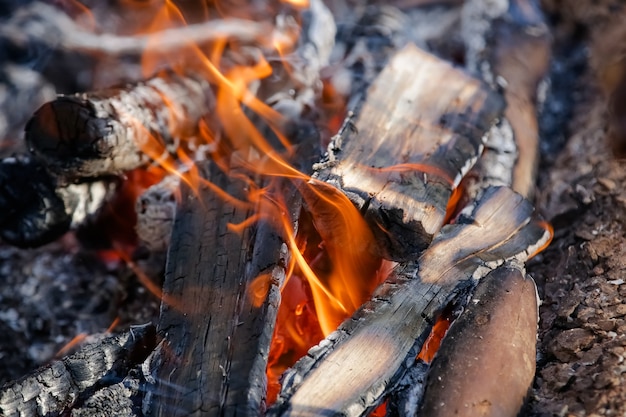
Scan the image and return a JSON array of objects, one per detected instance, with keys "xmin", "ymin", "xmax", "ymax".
[
  {"xmin": 145, "ymin": 160, "xmax": 305, "ymax": 417},
  {"xmin": 0, "ymin": 324, "xmax": 156, "ymax": 417},
  {"xmin": 309, "ymin": 44, "xmax": 504, "ymax": 261},
  {"xmin": 0, "ymin": 155, "xmax": 118, "ymax": 247},
  {"xmin": 0, "ymin": 2, "xmax": 279, "ymax": 59},
  {"xmin": 270, "ymin": 186, "xmax": 551, "ymax": 417},
  {"xmin": 25, "ymin": 72, "xmax": 215, "ymax": 180}
]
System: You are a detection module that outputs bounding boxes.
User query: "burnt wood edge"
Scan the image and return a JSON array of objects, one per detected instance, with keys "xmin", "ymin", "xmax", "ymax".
[
  {"xmin": 0, "ymin": 323, "xmax": 156, "ymax": 417},
  {"xmin": 269, "ymin": 186, "xmax": 551, "ymax": 416},
  {"xmin": 311, "ymin": 44, "xmax": 506, "ymax": 262},
  {"xmin": 25, "ymin": 72, "xmax": 215, "ymax": 180}
]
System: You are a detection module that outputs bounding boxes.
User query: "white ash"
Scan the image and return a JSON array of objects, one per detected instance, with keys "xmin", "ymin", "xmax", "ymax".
[{"xmin": 135, "ymin": 175, "xmax": 180, "ymax": 253}]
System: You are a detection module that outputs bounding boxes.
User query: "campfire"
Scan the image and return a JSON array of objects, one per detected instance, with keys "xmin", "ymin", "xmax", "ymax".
[{"xmin": 2, "ymin": 0, "xmax": 626, "ymax": 416}]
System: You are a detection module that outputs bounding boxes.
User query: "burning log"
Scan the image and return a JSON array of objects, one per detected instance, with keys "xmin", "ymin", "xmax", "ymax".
[
  {"xmin": 25, "ymin": 72, "xmax": 215, "ymax": 180},
  {"xmin": 309, "ymin": 44, "xmax": 504, "ymax": 261},
  {"xmin": 418, "ymin": 264, "xmax": 539, "ymax": 416},
  {"xmin": 270, "ymin": 186, "xmax": 551, "ymax": 416},
  {"xmin": 145, "ymin": 160, "xmax": 306, "ymax": 417},
  {"xmin": 0, "ymin": 324, "xmax": 156, "ymax": 417}
]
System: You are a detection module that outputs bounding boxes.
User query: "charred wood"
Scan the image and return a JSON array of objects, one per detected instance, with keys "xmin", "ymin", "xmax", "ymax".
[
  {"xmin": 310, "ymin": 44, "xmax": 504, "ymax": 261},
  {"xmin": 25, "ymin": 72, "xmax": 215, "ymax": 180},
  {"xmin": 270, "ymin": 186, "xmax": 551, "ymax": 417},
  {"xmin": 0, "ymin": 324, "xmax": 156, "ymax": 417},
  {"xmin": 146, "ymin": 160, "xmax": 305, "ymax": 417},
  {"xmin": 418, "ymin": 264, "xmax": 538, "ymax": 417},
  {"xmin": 0, "ymin": 155, "xmax": 118, "ymax": 247}
]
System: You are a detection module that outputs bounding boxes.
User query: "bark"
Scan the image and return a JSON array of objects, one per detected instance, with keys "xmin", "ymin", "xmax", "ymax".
[
  {"xmin": 0, "ymin": 324, "xmax": 156, "ymax": 417},
  {"xmin": 310, "ymin": 44, "xmax": 504, "ymax": 261},
  {"xmin": 419, "ymin": 265, "xmax": 538, "ymax": 417},
  {"xmin": 269, "ymin": 186, "xmax": 551, "ymax": 417},
  {"xmin": 25, "ymin": 72, "xmax": 215, "ymax": 180}
]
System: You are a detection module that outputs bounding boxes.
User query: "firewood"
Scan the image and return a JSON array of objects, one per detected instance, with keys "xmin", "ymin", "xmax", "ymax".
[
  {"xmin": 25, "ymin": 72, "xmax": 215, "ymax": 180},
  {"xmin": 269, "ymin": 186, "xmax": 552, "ymax": 417},
  {"xmin": 462, "ymin": 0, "xmax": 551, "ymax": 199},
  {"xmin": 0, "ymin": 155, "xmax": 119, "ymax": 247},
  {"xmin": 0, "ymin": 324, "xmax": 156, "ymax": 417},
  {"xmin": 0, "ymin": 2, "xmax": 280, "ymax": 59},
  {"xmin": 309, "ymin": 44, "xmax": 504, "ymax": 261},
  {"xmin": 144, "ymin": 161, "xmax": 304, "ymax": 417},
  {"xmin": 418, "ymin": 264, "xmax": 538, "ymax": 417}
]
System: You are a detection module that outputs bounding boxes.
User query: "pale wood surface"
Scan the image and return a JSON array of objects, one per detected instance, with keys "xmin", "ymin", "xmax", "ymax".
[{"xmin": 311, "ymin": 44, "xmax": 504, "ymax": 261}]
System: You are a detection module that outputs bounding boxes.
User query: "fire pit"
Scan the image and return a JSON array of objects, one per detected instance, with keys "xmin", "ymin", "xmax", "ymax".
[{"xmin": 1, "ymin": 0, "xmax": 626, "ymax": 416}]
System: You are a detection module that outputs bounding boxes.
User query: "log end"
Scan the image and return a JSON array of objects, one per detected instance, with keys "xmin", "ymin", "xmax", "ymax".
[{"xmin": 25, "ymin": 97, "xmax": 112, "ymax": 175}]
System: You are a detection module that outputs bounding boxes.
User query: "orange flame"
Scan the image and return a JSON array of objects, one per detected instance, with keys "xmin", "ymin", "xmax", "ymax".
[{"xmin": 110, "ymin": 0, "xmax": 393, "ymax": 407}]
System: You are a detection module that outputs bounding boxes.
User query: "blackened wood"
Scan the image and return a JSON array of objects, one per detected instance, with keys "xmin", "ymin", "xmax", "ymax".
[
  {"xmin": 0, "ymin": 155, "xmax": 119, "ymax": 247},
  {"xmin": 419, "ymin": 264, "xmax": 538, "ymax": 417},
  {"xmin": 269, "ymin": 186, "xmax": 552, "ymax": 417},
  {"xmin": 147, "ymin": 160, "xmax": 304, "ymax": 417},
  {"xmin": 311, "ymin": 44, "xmax": 504, "ymax": 261},
  {"xmin": 25, "ymin": 72, "xmax": 215, "ymax": 180},
  {"xmin": 0, "ymin": 324, "xmax": 156, "ymax": 417}
]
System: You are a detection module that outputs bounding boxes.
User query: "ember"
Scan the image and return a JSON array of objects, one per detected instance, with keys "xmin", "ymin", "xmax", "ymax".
[{"xmin": 2, "ymin": 0, "xmax": 626, "ymax": 416}]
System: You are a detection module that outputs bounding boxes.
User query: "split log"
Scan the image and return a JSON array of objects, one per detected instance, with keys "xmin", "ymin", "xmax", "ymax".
[
  {"xmin": 0, "ymin": 324, "xmax": 156, "ymax": 417},
  {"xmin": 0, "ymin": 155, "xmax": 118, "ymax": 247},
  {"xmin": 25, "ymin": 72, "xmax": 215, "ymax": 180},
  {"xmin": 462, "ymin": 0, "xmax": 551, "ymax": 199},
  {"xmin": 269, "ymin": 186, "xmax": 552, "ymax": 417},
  {"xmin": 310, "ymin": 44, "xmax": 504, "ymax": 261},
  {"xmin": 418, "ymin": 264, "xmax": 538, "ymax": 417},
  {"xmin": 145, "ymin": 160, "xmax": 305, "ymax": 417}
]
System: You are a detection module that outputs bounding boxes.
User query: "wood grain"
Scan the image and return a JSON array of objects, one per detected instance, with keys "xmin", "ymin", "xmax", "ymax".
[{"xmin": 312, "ymin": 44, "xmax": 504, "ymax": 261}]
